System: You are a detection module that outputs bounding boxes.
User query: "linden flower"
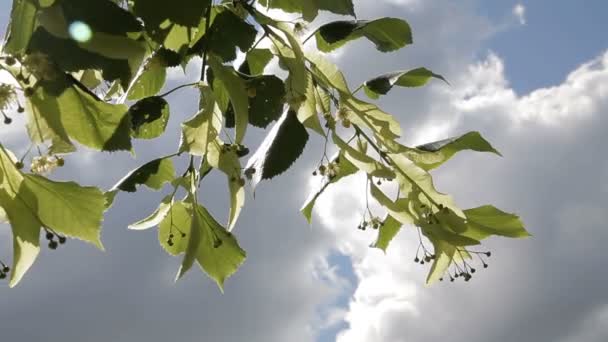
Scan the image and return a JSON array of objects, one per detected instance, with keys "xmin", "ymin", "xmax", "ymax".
[
  {"xmin": 0, "ymin": 83, "xmax": 16, "ymax": 111},
  {"xmin": 293, "ymin": 21, "xmax": 308, "ymax": 36},
  {"xmin": 30, "ymin": 155, "xmax": 61, "ymax": 175},
  {"xmin": 22, "ymin": 52, "xmax": 56, "ymax": 81}
]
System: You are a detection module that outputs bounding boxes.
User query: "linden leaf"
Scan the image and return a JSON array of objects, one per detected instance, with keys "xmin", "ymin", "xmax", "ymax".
[
  {"xmin": 28, "ymin": 76, "xmax": 132, "ymax": 152},
  {"xmin": 463, "ymin": 205, "xmax": 531, "ymax": 240},
  {"xmin": 297, "ymin": 74, "xmax": 325, "ymax": 136},
  {"xmin": 425, "ymin": 238, "xmax": 456, "ymax": 285},
  {"xmin": 246, "ymin": 75, "xmax": 286, "ymax": 128},
  {"xmin": 333, "ymin": 133, "xmax": 395, "ymax": 179},
  {"xmin": 371, "ymin": 214, "xmax": 402, "ymax": 253},
  {"xmin": 389, "ymin": 153, "xmax": 464, "ymax": 218},
  {"xmin": 125, "ymin": 55, "xmax": 168, "ymax": 101},
  {"xmin": 245, "ymin": 110, "xmax": 309, "ymax": 188},
  {"xmin": 258, "ymin": 0, "xmax": 355, "ymax": 22},
  {"xmin": 239, "ymin": 49, "xmax": 274, "ymax": 76},
  {"xmin": 191, "ymin": 9, "xmax": 257, "ymax": 62},
  {"xmin": 369, "ymin": 183, "xmax": 414, "ymax": 225},
  {"xmin": 300, "ymin": 152, "xmax": 358, "ymax": 224},
  {"xmin": 159, "ymin": 201, "xmax": 246, "ymax": 291},
  {"xmin": 364, "ymin": 68, "xmax": 448, "ymax": 99},
  {"xmin": 208, "ymin": 56, "xmax": 249, "ymax": 144},
  {"xmin": 129, "ymin": 96, "xmax": 170, "ymax": 140},
  {"xmin": 315, "ymin": 18, "xmax": 412, "ymax": 53},
  {"xmin": 179, "ymin": 86, "xmax": 223, "ymax": 156},
  {"xmin": 405, "ymin": 132, "xmax": 501, "ymax": 170},
  {"xmin": 129, "ymin": 195, "xmax": 173, "ymax": 231},
  {"xmin": 3, "ymin": 0, "xmax": 38, "ymax": 55},
  {"xmin": 205, "ymin": 139, "xmax": 246, "ymax": 231},
  {"xmin": 133, "ymin": 0, "xmax": 210, "ymax": 28},
  {"xmin": 0, "ymin": 145, "xmax": 106, "ymax": 287},
  {"xmin": 111, "ymin": 157, "xmax": 175, "ymax": 193}
]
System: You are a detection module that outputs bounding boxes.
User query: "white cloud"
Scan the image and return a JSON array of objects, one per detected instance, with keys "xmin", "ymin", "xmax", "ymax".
[
  {"xmin": 513, "ymin": 4, "xmax": 527, "ymax": 25},
  {"xmin": 1, "ymin": 2, "xmax": 605, "ymax": 342},
  {"xmin": 311, "ymin": 49, "xmax": 608, "ymax": 342}
]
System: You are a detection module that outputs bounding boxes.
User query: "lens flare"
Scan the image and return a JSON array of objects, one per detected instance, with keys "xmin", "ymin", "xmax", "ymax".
[{"xmin": 68, "ymin": 21, "xmax": 93, "ymax": 43}]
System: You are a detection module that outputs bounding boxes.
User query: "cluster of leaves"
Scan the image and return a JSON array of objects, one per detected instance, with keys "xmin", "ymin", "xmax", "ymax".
[{"xmin": 0, "ymin": 0, "xmax": 529, "ymax": 289}]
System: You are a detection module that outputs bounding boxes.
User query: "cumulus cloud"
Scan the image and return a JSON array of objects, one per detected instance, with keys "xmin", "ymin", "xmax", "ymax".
[
  {"xmin": 1, "ymin": 1, "xmax": 605, "ymax": 342},
  {"xmin": 311, "ymin": 49, "xmax": 608, "ymax": 342}
]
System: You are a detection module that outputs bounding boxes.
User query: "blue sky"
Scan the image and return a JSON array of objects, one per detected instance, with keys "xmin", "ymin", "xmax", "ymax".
[
  {"xmin": 2, "ymin": 1, "xmax": 608, "ymax": 342},
  {"xmin": 481, "ymin": 1, "xmax": 608, "ymax": 94}
]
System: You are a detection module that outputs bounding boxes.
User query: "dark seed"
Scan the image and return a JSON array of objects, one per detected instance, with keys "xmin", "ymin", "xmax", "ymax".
[{"xmin": 48, "ymin": 241, "xmax": 58, "ymax": 250}]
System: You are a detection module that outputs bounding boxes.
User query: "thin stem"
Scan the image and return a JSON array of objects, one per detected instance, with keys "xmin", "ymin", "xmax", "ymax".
[
  {"xmin": 302, "ymin": 30, "xmax": 317, "ymax": 45},
  {"xmin": 352, "ymin": 84, "xmax": 364, "ymax": 95},
  {"xmin": 352, "ymin": 124, "xmax": 442, "ymax": 209},
  {"xmin": 158, "ymin": 82, "xmax": 199, "ymax": 98},
  {"xmin": 250, "ymin": 32, "xmax": 268, "ymax": 51}
]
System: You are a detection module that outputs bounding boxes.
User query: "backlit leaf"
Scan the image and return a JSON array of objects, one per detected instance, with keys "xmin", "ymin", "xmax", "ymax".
[
  {"xmin": 364, "ymin": 68, "xmax": 447, "ymax": 99},
  {"xmin": 315, "ymin": 18, "xmax": 412, "ymax": 53},
  {"xmin": 28, "ymin": 76, "xmax": 132, "ymax": 152},
  {"xmin": 159, "ymin": 201, "xmax": 246, "ymax": 290},
  {"xmin": 129, "ymin": 96, "xmax": 170, "ymax": 140},
  {"xmin": 245, "ymin": 110, "xmax": 309, "ymax": 188},
  {"xmin": 111, "ymin": 157, "xmax": 175, "ymax": 193}
]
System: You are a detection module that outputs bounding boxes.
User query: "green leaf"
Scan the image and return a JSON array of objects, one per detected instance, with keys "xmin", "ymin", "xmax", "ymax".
[
  {"xmin": 133, "ymin": 0, "xmax": 210, "ymax": 28},
  {"xmin": 75, "ymin": 69, "xmax": 104, "ymax": 89},
  {"xmin": 23, "ymin": 174, "xmax": 106, "ymax": 249},
  {"xmin": 300, "ymin": 152, "xmax": 358, "ymax": 224},
  {"xmin": 364, "ymin": 68, "xmax": 447, "ymax": 99},
  {"xmin": 208, "ymin": 56, "xmax": 249, "ymax": 144},
  {"xmin": 59, "ymin": 0, "xmax": 142, "ymax": 36},
  {"xmin": 0, "ymin": 145, "xmax": 106, "ymax": 287},
  {"xmin": 158, "ymin": 200, "xmax": 191, "ymax": 255},
  {"xmin": 245, "ymin": 110, "xmax": 309, "ymax": 188},
  {"xmin": 246, "ymin": 75, "xmax": 286, "ymax": 128},
  {"xmin": 371, "ymin": 215, "xmax": 402, "ymax": 253},
  {"xmin": 159, "ymin": 201, "xmax": 246, "ymax": 290},
  {"xmin": 389, "ymin": 153, "xmax": 465, "ymax": 218},
  {"xmin": 3, "ymin": 0, "xmax": 38, "ymax": 55},
  {"xmin": 315, "ymin": 18, "xmax": 412, "ymax": 53},
  {"xmin": 179, "ymin": 86, "xmax": 223, "ymax": 156},
  {"xmin": 129, "ymin": 96, "xmax": 170, "ymax": 140},
  {"xmin": 59, "ymin": 0, "xmax": 140, "ymax": 33},
  {"xmin": 333, "ymin": 133, "xmax": 395, "ymax": 179},
  {"xmin": 306, "ymin": 51, "xmax": 350, "ymax": 94},
  {"xmin": 126, "ymin": 55, "xmax": 168, "ymax": 101},
  {"xmin": 239, "ymin": 49, "xmax": 274, "ymax": 76},
  {"xmin": 370, "ymin": 183, "xmax": 414, "ymax": 225},
  {"xmin": 425, "ymin": 239, "xmax": 456, "ymax": 284},
  {"xmin": 263, "ymin": 20, "xmax": 308, "ymax": 102},
  {"xmin": 463, "ymin": 205, "xmax": 530, "ymax": 240},
  {"xmin": 343, "ymin": 96, "xmax": 401, "ymax": 140},
  {"xmin": 129, "ymin": 195, "xmax": 173, "ymax": 231},
  {"xmin": 111, "ymin": 157, "xmax": 175, "ymax": 193},
  {"xmin": 258, "ymin": 0, "xmax": 355, "ymax": 21},
  {"xmin": 191, "ymin": 9, "xmax": 257, "ymax": 62},
  {"xmin": 405, "ymin": 132, "xmax": 501, "ymax": 170},
  {"xmin": 25, "ymin": 94, "xmax": 76, "ymax": 155},
  {"xmin": 28, "ymin": 76, "xmax": 132, "ymax": 152},
  {"xmin": 420, "ymin": 221, "xmax": 480, "ymax": 247},
  {"xmin": 33, "ymin": 4, "xmax": 147, "ymax": 87},
  {"xmin": 0, "ymin": 206, "xmax": 7, "ymax": 224},
  {"xmin": 297, "ymin": 74, "xmax": 325, "ymax": 136},
  {"xmin": 205, "ymin": 139, "xmax": 246, "ymax": 230}
]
